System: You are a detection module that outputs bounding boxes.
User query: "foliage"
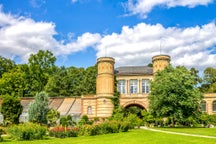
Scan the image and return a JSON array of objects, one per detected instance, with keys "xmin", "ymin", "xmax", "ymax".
[
  {"xmin": 28, "ymin": 91, "xmax": 50, "ymax": 124},
  {"xmin": 0, "ymin": 65, "xmax": 28, "ymax": 97},
  {"xmin": 111, "ymin": 76, "xmax": 120, "ymax": 111},
  {"xmin": 46, "ymin": 109, "xmax": 60, "ymax": 127},
  {"xmin": 45, "ymin": 65, "xmax": 97, "ymax": 97},
  {"xmin": 49, "ymin": 126, "xmax": 79, "ymax": 138},
  {"xmin": 60, "ymin": 115, "xmax": 75, "ymax": 128},
  {"xmin": 78, "ymin": 120, "xmax": 130, "ymax": 136},
  {"xmin": 7, "ymin": 123, "xmax": 47, "ymax": 141},
  {"xmin": 0, "ymin": 56, "xmax": 15, "ymax": 78},
  {"xmin": 149, "ymin": 65, "xmax": 203, "ymax": 126},
  {"xmin": 78, "ymin": 115, "xmax": 93, "ymax": 125},
  {"xmin": 200, "ymin": 67, "xmax": 216, "ymax": 92},
  {"xmin": 0, "ymin": 95, "xmax": 23, "ymax": 125},
  {"xmin": 28, "ymin": 50, "xmax": 57, "ymax": 96}
]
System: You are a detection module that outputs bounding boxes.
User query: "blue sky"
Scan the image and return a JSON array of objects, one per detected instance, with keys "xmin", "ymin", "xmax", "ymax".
[{"xmin": 0, "ymin": 0, "xmax": 216, "ymax": 70}]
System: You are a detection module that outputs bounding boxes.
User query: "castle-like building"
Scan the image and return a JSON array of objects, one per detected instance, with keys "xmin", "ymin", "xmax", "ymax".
[
  {"xmin": 1, "ymin": 55, "xmax": 216, "ymax": 123},
  {"xmin": 82, "ymin": 55, "xmax": 216, "ymax": 119}
]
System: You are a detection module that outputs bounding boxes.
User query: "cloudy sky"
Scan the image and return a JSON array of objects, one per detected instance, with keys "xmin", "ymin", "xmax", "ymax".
[{"xmin": 0, "ymin": 0, "xmax": 216, "ymax": 70}]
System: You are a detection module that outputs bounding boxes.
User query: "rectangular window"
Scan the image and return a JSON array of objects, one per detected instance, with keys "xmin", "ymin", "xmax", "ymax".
[
  {"xmin": 118, "ymin": 80, "xmax": 126, "ymax": 94},
  {"xmin": 130, "ymin": 79, "xmax": 138, "ymax": 94},
  {"xmin": 142, "ymin": 79, "xmax": 150, "ymax": 93}
]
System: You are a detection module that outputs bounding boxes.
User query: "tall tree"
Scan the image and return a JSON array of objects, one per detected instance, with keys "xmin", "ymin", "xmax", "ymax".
[
  {"xmin": 28, "ymin": 91, "xmax": 50, "ymax": 124},
  {"xmin": 0, "ymin": 56, "xmax": 15, "ymax": 78},
  {"xmin": 0, "ymin": 95, "xmax": 23, "ymax": 125},
  {"xmin": 148, "ymin": 65, "xmax": 203, "ymax": 126},
  {"xmin": 28, "ymin": 50, "xmax": 57, "ymax": 95}
]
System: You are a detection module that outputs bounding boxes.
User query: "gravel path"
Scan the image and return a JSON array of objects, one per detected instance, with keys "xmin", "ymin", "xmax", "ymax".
[{"xmin": 140, "ymin": 126, "xmax": 216, "ymax": 139}]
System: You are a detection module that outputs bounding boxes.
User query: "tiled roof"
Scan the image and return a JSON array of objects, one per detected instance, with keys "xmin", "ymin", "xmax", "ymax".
[{"xmin": 115, "ymin": 66, "xmax": 153, "ymax": 76}]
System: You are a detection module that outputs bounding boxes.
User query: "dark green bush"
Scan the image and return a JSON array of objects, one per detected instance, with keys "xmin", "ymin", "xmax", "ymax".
[{"xmin": 7, "ymin": 123, "xmax": 47, "ymax": 140}]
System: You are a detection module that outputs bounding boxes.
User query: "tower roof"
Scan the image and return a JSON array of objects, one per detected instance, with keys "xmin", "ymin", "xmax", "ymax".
[{"xmin": 115, "ymin": 66, "xmax": 153, "ymax": 76}]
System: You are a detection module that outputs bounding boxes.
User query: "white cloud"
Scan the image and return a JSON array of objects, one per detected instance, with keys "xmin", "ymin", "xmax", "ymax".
[
  {"xmin": 125, "ymin": 0, "xmax": 214, "ymax": 18},
  {"xmin": 95, "ymin": 22, "xmax": 216, "ymax": 70},
  {"xmin": 29, "ymin": 0, "xmax": 46, "ymax": 8},
  {"xmin": 1, "ymin": 5, "xmax": 216, "ymax": 71},
  {"xmin": 0, "ymin": 7, "xmax": 101, "ymax": 62}
]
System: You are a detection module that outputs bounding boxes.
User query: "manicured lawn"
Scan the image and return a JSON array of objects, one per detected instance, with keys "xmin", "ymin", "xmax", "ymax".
[
  {"xmin": 1, "ymin": 128, "xmax": 216, "ymax": 144},
  {"xmin": 155, "ymin": 127, "xmax": 216, "ymax": 136}
]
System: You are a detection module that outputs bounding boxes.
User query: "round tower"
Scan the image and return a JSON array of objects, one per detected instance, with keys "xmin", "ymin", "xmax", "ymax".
[
  {"xmin": 96, "ymin": 57, "xmax": 115, "ymax": 118},
  {"xmin": 152, "ymin": 55, "xmax": 170, "ymax": 74}
]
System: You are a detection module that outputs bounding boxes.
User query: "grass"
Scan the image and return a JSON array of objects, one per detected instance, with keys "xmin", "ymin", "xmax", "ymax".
[
  {"xmin": 1, "ymin": 128, "xmax": 216, "ymax": 144},
  {"xmin": 155, "ymin": 127, "xmax": 216, "ymax": 136}
]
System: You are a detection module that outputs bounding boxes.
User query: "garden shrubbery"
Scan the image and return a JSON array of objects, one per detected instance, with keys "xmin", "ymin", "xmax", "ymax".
[
  {"xmin": 49, "ymin": 126, "xmax": 79, "ymax": 138},
  {"xmin": 7, "ymin": 123, "xmax": 47, "ymax": 140}
]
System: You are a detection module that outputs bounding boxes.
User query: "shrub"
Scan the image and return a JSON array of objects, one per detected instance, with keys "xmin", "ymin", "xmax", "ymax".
[
  {"xmin": 7, "ymin": 123, "xmax": 47, "ymax": 140},
  {"xmin": 49, "ymin": 126, "xmax": 79, "ymax": 138},
  {"xmin": 0, "ymin": 128, "xmax": 4, "ymax": 142}
]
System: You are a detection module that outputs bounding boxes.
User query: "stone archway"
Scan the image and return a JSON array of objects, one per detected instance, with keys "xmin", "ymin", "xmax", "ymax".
[
  {"xmin": 122, "ymin": 100, "xmax": 147, "ymax": 111},
  {"xmin": 122, "ymin": 100, "xmax": 147, "ymax": 118}
]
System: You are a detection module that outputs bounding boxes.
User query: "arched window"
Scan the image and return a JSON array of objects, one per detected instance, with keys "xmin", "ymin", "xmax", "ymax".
[
  {"xmin": 213, "ymin": 101, "xmax": 216, "ymax": 112},
  {"xmin": 201, "ymin": 101, "xmax": 206, "ymax": 112},
  {"xmin": 87, "ymin": 106, "xmax": 92, "ymax": 115}
]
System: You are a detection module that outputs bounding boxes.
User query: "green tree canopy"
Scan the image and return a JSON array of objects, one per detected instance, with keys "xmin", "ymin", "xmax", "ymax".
[
  {"xmin": 28, "ymin": 50, "xmax": 57, "ymax": 95},
  {"xmin": 148, "ymin": 65, "xmax": 203, "ymax": 125},
  {"xmin": 45, "ymin": 65, "xmax": 97, "ymax": 97},
  {"xmin": 0, "ymin": 56, "xmax": 15, "ymax": 78},
  {"xmin": 200, "ymin": 67, "xmax": 216, "ymax": 93},
  {"xmin": 0, "ymin": 95, "xmax": 23, "ymax": 125},
  {"xmin": 0, "ymin": 65, "xmax": 28, "ymax": 97}
]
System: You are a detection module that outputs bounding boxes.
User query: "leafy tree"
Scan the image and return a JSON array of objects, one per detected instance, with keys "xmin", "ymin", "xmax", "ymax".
[
  {"xmin": 46, "ymin": 109, "xmax": 60, "ymax": 127},
  {"xmin": 200, "ymin": 67, "xmax": 216, "ymax": 93},
  {"xmin": 81, "ymin": 65, "xmax": 97, "ymax": 95},
  {"xmin": 0, "ymin": 95, "xmax": 23, "ymax": 125},
  {"xmin": 28, "ymin": 91, "xmax": 50, "ymax": 124},
  {"xmin": 148, "ymin": 65, "xmax": 203, "ymax": 126},
  {"xmin": 28, "ymin": 50, "xmax": 57, "ymax": 96},
  {"xmin": 0, "ymin": 65, "xmax": 28, "ymax": 97},
  {"xmin": 0, "ymin": 56, "xmax": 15, "ymax": 78}
]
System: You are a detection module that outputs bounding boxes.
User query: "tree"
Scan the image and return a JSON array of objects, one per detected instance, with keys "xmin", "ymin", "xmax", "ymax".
[
  {"xmin": 0, "ymin": 65, "xmax": 28, "ymax": 97},
  {"xmin": 148, "ymin": 65, "xmax": 203, "ymax": 126},
  {"xmin": 0, "ymin": 95, "xmax": 23, "ymax": 125},
  {"xmin": 81, "ymin": 65, "xmax": 97, "ymax": 95},
  {"xmin": 28, "ymin": 50, "xmax": 57, "ymax": 96},
  {"xmin": 28, "ymin": 91, "xmax": 50, "ymax": 124},
  {"xmin": 200, "ymin": 67, "xmax": 216, "ymax": 93},
  {"xmin": 0, "ymin": 56, "xmax": 15, "ymax": 78}
]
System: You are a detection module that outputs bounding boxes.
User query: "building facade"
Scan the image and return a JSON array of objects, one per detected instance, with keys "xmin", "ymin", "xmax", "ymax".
[{"xmin": 82, "ymin": 55, "xmax": 216, "ymax": 119}]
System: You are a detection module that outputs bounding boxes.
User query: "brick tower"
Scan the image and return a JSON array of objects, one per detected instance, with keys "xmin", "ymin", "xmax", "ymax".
[
  {"xmin": 152, "ymin": 55, "xmax": 170, "ymax": 74},
  {"xmin": 96, "ymin": 57, "xmax": 115, "ymax": 118}
]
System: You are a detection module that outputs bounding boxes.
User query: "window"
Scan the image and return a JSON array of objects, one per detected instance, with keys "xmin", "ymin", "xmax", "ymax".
[
  {"xmin": 142, "ymin": 79, "xmax": 150, "ymax": 93},
  {"xmin": 87, "ymin": 106, "xmax": 92, "ymax": 115},
  {"xmin": 130, "ymin": 79, "xmax": 138, "ymax": 94},
  {"xmin": 201, "ymin": 101, "xmax": 206, "ymax": 112},
  {"xmin": 118, "ymin": 80, "xmax": 126, "ymax": 94},
  {"xmin": 213, "ymin": 101, "xmax": 216, "ymax": 112}
]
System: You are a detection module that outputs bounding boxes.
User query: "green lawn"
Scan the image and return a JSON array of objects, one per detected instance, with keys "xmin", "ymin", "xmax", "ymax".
[
  {"xmin": 1, "ymin": 128, "xmax": 216, "ymax": 144},
  {"xmin": 155, "ymin": 127, "xmax": 216, "ymax": 136}
]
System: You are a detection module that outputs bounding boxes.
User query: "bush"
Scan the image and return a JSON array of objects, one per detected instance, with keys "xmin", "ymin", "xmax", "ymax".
[
  {"xmin": 49, "ymin": 126, "xmax": 79, "ymax": 138},
  {"xmin": 7, "ymin": 123, "xmax": 47, "ymax": 140}
]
